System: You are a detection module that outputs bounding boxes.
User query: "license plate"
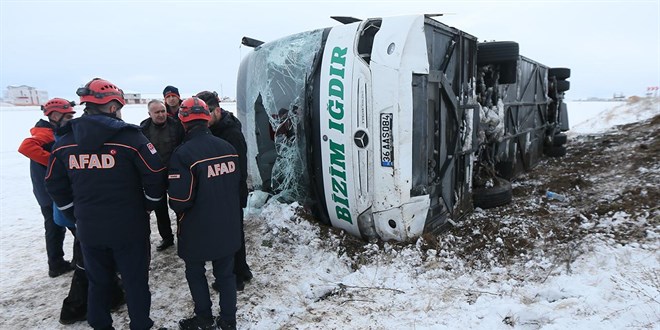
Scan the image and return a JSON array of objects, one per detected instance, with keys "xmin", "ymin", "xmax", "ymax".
[{"xmin": 380, "ymin": 113, "xmax": 393, "ymax": 167}]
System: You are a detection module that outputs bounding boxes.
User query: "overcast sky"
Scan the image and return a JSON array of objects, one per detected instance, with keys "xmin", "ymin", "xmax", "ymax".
[{"xmin": 1, "ymin": 0, "xmax": 658, "ymax": 100}]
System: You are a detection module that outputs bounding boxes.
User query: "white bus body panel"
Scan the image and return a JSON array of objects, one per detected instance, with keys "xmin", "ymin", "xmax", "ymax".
[
  {"xmin": 369, "ymin": 15, "xmax": 430, "ymax": 240},
  {"xmin": 320, "ymin": 15, "xmax": 432, "ymax": 240}
]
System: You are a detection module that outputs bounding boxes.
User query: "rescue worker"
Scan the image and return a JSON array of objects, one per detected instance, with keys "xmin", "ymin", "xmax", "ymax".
[
  {"xmin": 18, "ymin": 98, "xmax": 75, "ymax": 277},
  {"xmin": 168, "ymin": 97, "xmax": 240, "ymax": 330},
  {"xmin": 140, "ymin": 99, "xmax": 184, "ymax": 251},
  {"xmin": 163, "ymin": 85, "xmax": 182, "ymax": 119},
  {"xmin": 45, "ymin": 78, "xmax": 167, "ymax": 330},
  {"xmin": 196, "ymin": 91, "xmax": 252, "ymax": 291}
]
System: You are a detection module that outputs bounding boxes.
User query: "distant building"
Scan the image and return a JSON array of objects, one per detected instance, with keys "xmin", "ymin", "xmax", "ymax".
[
  {"xmin": 123, "ymin": 91, "xmax": 143, "ymax": 104},
  {"xmin": 140, "ymin": 93, "xmax": 164, "ymax": 104},
  {"xmin": 612, "ymin": 92, "xmax": 626, "ymax": 100},
  {"xmin": 4, "ymin": 85, "xmax": 48, "ymax": 105}
]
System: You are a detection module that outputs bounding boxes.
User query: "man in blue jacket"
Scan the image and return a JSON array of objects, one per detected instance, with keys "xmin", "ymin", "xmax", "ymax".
[
  {"xmin": 45, "ymin": 78, "xmax": 167, "ymax": 330},
  {"xmin": 168, "ymin": 97, "xmax": 240, "ymax": 330}
]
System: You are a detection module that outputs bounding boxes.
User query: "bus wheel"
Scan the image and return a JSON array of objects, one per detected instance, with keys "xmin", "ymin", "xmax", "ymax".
[
  {"xmin": 473, "ymin": 178, "xmax": 513, "ymax": 209},
  {"xmin": 556, "ymin": 80, "xmax": 570, "ymax": 92},
  {"xmin": 553, "ymin": 133, "xmax": 568, "ymax": 146},
  {"xmin": 549, "ymin": 67, "xmax": 571, "ymax": 80}
]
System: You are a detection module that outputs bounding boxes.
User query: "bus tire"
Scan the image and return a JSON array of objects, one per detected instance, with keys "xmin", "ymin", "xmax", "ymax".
[
  {"xmin": 556, "ymin": 80, "xmax": 570, "ymax": 92},
  {"xmin": 473, "ymin": 178, "xmax": 513, "ymax": 209},
  {"xmin": 477, "ymin": 41, "xmax": 519, "ymax": 64},
  {"xmin": 549, "ymin": 67, "xmax": 571, "ymax": 80},
  {"xmin": 553, "ymin": 133, "xmax": 567, "ymax": 146}
]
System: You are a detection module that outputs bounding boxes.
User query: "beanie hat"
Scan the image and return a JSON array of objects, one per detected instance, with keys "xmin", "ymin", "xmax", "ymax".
[
  {"xmin": 163, "ymin": 85, "xmax": 180, "ymax": 98},
  {"xmin": 195, "ymin": 90, "xmax": 220, "ymax": 108}
]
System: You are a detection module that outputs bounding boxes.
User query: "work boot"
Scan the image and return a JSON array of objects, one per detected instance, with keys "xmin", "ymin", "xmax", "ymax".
[
  {"xmin": 236, "ymin": 270, "xmax": 253, "ymax": 291},
  {"xmin": 215, "ymin": 317, "xmax": 237, "ymax": 330},
  {"xmin": 241, "ymin": 270, "xmax": 253, "ymax": 282},
  {"xmin": 59, "ymin": 302, "xmax": 86, "ymax": 325},
  {"xmin": 49, "ymin": 260, "xmax": 74, "ymax": 278},
  {"xmin": 156, "ymin": 239, "xmax": 174, "ymax": 251},
  {"xmin": 178, "ymin": 315, "xmax": 214, "ymax": 330}
]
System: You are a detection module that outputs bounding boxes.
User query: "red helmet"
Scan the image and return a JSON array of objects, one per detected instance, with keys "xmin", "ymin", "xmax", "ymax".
[
  {"xmin": 76, "ymin": 78, "xmax": 126, "ymax": 105},
  {"xmin": 178, "ymin": 97, "xmax": 211, "ymax": 123},
  {"xmin": 41, "ymin": 98, "xmax": 76, "ymax": 116}
]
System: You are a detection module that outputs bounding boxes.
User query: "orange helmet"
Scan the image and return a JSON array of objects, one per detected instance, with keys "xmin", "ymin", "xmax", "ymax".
[
  {"xmin": 42, "ymin": 98, "xmax": 76, "ymax": 116},
  {"xmin": 178, "ymin": 97, "xmax": 211, "ymax": 123},
  {"xmin": 76, "ymin": 78, "xmax": 125, "ymax": 105}
]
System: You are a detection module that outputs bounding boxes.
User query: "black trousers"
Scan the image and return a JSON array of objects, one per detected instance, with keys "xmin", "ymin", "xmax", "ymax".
[
  {"xmin": 40, "ymin": 205, "xmax": 66, "ymax": 269},
  {"xmin": 233, "ymin": 209, "xmax": 250, "ymax": 278},
  {"xmin": 61, "ymin": 228, "xmax": 86, "ymax": 315},
  {"xmin": 82, "ymin": 237, "xmax": 152, "ymax": 330},
  {"xmin": 184, "ymin": 255, "xmax": 236, "ymax": 322},
  {"xmin": 153, "ymin": 198, "xmax": 174, "ymax": 242},
  {"xmin": 61, "ymin": 228, "xmax": 123, "ymax": 318}
]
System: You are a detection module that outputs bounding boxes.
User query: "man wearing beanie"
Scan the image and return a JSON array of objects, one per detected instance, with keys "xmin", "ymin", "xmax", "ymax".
[
  {"xmin": 163, "ymin": 85, "xmax": 182, "ymax": 119},
  {"xmin": 196, "ymin": 90, "xmax": 253, "ymax": 292}
]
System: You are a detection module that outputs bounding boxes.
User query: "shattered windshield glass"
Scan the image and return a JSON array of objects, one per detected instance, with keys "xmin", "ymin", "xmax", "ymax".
[{"xmin": 237, "ymin": 29, "xmax": 325, "ymax": 204}]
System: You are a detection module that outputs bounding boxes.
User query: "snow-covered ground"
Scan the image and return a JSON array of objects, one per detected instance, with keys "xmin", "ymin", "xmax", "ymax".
[
  {"xmin": 567, "ymin": 98, "xmax": 659, "ymax": 135},
  {"xmin": 0, "ymin": 100, "xmax": 658, "ymax": 329}
]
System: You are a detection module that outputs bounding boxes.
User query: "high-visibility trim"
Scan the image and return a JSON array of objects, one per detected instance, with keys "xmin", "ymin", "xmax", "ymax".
[
  {"xmin": 45, "ymin": 144, "xmax": 77, "ymax": 180},
  {"xmin": 145, "ymin": 193, "xmax": 162, "ymax": 202},
  {"xmin": 51, "ymin": 142, "xmax": 165, "ymax": 173},
  {"xmin": 51, "ymin": 144, "xmax": 79, "ymax": 153},
  {"xmin": 57, "ymin": 202, "xmax": 74, "ymax": 210},
  {"xmin": 104, "ymin": 143, "xmax": 166, "ymax": 173},
  {"xmin": 168, "ymin": 154, "xmax": 238, "ymax": 203}
]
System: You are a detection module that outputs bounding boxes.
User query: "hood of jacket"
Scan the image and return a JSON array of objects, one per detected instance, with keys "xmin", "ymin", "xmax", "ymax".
[
  {"xmin": 210, "ymin": 109, "xmax": 242, "ymax": 134},
  {"xmin": 62, "ymin": 113, "xmax": 138, "ymax": 150}
]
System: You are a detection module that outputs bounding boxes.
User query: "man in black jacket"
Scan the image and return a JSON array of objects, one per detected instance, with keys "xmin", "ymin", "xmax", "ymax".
[
  {"xmin": 140, "ymin": 99, "xmax": 184, "ymax": 251},
  {"xmin": 46, "ymin": 78, "xmax": 167, "ymax": 330},
  {"xmin": 168, "ymin": 97, "xmax": 240, "ymax": 330},
  {"xmin": 196, "ymin": 91, "xmax": 252, "ymax": 291}
]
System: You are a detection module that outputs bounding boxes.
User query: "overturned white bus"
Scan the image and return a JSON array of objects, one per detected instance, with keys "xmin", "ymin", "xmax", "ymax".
[{"xmin": 236, "ymin": 15, "xmax": 570, "ymax": 242}]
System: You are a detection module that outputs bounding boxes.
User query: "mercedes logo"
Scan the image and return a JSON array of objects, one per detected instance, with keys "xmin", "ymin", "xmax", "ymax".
[{"xmin": 353, "ymin": 130, "xmax": 369, "ymax": 148}]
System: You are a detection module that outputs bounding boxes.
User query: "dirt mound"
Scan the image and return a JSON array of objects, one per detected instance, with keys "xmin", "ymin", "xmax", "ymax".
[
  {"xmin": 335, "ymin": 114, "xmax": 660, "ymax": 275},
  {"xmin": 436, "ymin": 114, "xmax": 660, "ymax": 272}
]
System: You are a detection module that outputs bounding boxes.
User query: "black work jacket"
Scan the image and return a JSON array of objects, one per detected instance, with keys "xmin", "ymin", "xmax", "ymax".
[
  {"xmin": 168, "ymin": 126, "xmax": 241, "ymax": 261},
  {"xmin": 45, "ymin": 114, "xmax": 167, "ymax": 245},
  {"xmin": 140, "ymin": 116, "xmax": 184, "ymax": 166},
  {"xmin": 209, "ymin": 109, "xmax": 248, "ymax": 208}
]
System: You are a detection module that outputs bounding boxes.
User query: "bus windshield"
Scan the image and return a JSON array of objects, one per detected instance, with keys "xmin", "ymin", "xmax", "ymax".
[{"xmin": 236, "ymin": 28, "xmax": 326, "ymax": 204}]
